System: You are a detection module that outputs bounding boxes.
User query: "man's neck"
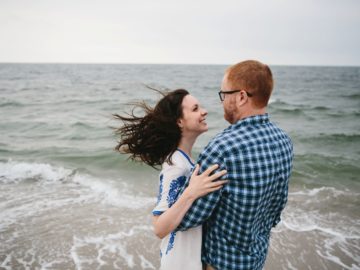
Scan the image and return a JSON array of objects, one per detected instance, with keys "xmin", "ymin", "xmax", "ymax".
[{"xmin": 234, "ymin": 107, "xmax": 266, "ymax": 122}]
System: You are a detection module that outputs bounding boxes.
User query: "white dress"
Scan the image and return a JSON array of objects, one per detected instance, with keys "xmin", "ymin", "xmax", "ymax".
[{"xmin": 152, "ymin": 149, "xmax": 202, "ymax": 270}]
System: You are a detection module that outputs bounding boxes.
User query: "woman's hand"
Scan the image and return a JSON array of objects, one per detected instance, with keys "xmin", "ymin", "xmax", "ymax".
[
  {"xmin": 185, "ymin": 164, "xmax": 228, "ymax": 200},
  {"xmin": 152, "ymin": 164, "xmax": 227, "ymax": 239}
]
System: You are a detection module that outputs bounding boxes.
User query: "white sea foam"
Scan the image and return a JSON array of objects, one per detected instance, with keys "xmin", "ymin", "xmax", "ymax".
[
  {"xmin": 0, "ymin": 160, "xmax": 73, "ymax": 184},
  {"xmin": 71, "ymin": 225, "xmax": 153, "ymax": 269},
  {"xmin": 139, "ymin": 255, "xmax": 156, "ymax": 269},
  {"xmin": 270, "ymin": 185, "xmax": 360, "ymax": 269},
  {"xmin": 289, "ymin": 186, "xmax": 353, "ymax": 197},
  {"xmin": 0, "ymin": 245, "xmax": 70, "ymax": 270},
  {"xmin": 0, "ymin": 160, "xmax": 155, "ymax": 208},
  {"xmin": 281, "ymin": 220, "xmax": 360, "ymax": 240},
  {"xmin": 317, "ymin": 235, "xmax": 360, "ymax": 270},
  {"xmin": 0, "ymin": 252, "xmax": 12, "ymax": 270},
  {"xmin": 72, "ymin": 172, "xmax": 155, "ymax": 209},
  {"xmin": 1, "ymin": 160, "xmax": 359, "ymax": 269},
  {"xmin": 0, "ymin": 161, "xmax": 157, "ymax": 269},
  {"xmin": 0, "ymin": 160, "xmax": 155, "ymax": 234}
]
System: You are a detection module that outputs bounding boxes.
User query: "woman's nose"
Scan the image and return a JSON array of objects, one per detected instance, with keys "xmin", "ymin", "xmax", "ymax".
[{"xmin": 202, "ymin": 109, "xmax": 208, "ymax": 116}]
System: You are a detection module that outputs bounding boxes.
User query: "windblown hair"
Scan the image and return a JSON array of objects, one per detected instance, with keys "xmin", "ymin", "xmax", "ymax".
[
  {"xmin": 113, "ymin": 89, "xmax": 189, "ymax": 169},
  {"xmin": 226, "ymin": 60, "xmax": 274, "ymax": 108}
]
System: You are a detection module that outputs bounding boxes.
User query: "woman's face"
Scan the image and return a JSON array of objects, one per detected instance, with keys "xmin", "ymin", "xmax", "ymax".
[{"xmin": 178, "ymin": 95, "xmax": 208, "ymax": 136}]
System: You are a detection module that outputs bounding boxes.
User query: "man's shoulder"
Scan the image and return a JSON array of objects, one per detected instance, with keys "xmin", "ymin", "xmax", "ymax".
[
  {"xmin": 268, "ymin": 121, "xmax": 293, "ymax": 144},
  {"xmin": 205, "ymin": 127, "xmax": 233, "ymax": 149},
  {"xmin": 200, "ymin": 127, "xmax": 243, "ymax": 161}
]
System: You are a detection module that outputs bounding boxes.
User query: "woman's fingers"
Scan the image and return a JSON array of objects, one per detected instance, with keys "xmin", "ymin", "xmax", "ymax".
[
  {"xmin": 208, "ymin": 185, "xmax": 224, "ymax": 193},
  {"xmin": 199, "ymin": 179, "xmax": 228, "ymax": 196},
  {"xmin": 202, "ymin": 164, "xmax": 219, "ymax": 176},
  {"xmin": 191, "ymin": 164, "xmax": 200, "ymax": 176},
  {"xmin": 207, "ymin": 180, "xmax": 228, "ymax": 188},
  {"xmin": 208, "ymin": 170, "xmax": 227, "ymax": 182}
]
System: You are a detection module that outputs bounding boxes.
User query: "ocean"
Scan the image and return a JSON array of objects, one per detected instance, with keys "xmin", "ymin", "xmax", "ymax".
[{"xmin": 0, "ymin": 63, "xmax": 359, "ymax": 270}]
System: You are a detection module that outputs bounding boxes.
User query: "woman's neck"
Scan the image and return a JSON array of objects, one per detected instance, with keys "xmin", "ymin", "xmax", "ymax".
[{"xmin": 177, "ymin": 134, "xmax": 197, "ymax": 158}]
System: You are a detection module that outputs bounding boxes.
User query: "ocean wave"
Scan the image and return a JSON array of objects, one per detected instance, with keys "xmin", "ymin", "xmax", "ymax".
[
  {"xmin": 48, "ymin": 149, "xmax": 155, "ymax": 173},
  {"xmin": 325, "ymin": 133, "xmax": 360, "ymax": 140},
  {"xmin": 293, "ymin": 153, "xmax": 360, "ymax": 182},
  {"xmin": 266, "ymin": 181, "xmax": 359, "ymax": 269},
  {"xmin": 0, "ymin": 160, "xmax": 74, "ymax": 184},
  {"xmin": 268, "ymin": 100, "xmax": 292, "ymax": 107},
  {"xmin": 294, "ymin": 153, "xmax": 358, "ymax": 163},
  {"xmin": 0, "ymin": 147, "xmax": 11, "ymax": 154},
  {"xmin": 340, "ymin": 93, "xmax": 360, "ymax": 99},
  {"xmin": 110, "ymin": 87, "xmax": 123, "ymax": 91},
  {"xmin": 275, "ymin": 219, "xmax": 360, "ymax": 270},
  {"xmin": 0, "ymin": 160, "xmax": 155, "ymax": 208},
  {"xmin": 269, "ymin": 100, "xmax": 360, "ymax": 119},
  {"xmin": 326, "ymin": 110, "xmax": 360, "ymax": 118},
  {"xmin": 296, "ymin": 133, "xmax": 360, "ymax": 144},
  {"xmin": 70, "ymin": 121, "xmax": 96, "ymax": 129},
  {"xmin": 280, "ymin": 221, "xmax": 359, "ymax": 239},
  {"xmin": 0, "ymin": 101, "xmax": 24, "ymax": 107},
  {"xmin": 268, "ymin": 101, "xmax": 336, "ymax": 116},
  {"xmin": 0, "ymin": 159, "xmax": 156, "ymax": 236},
  {"xmin": 289, "ymin": 186, "xmax": 354, "ymax": 197},
  {"xmin": 277, "ymin": 184, "xmax": 360, "ymax": 240},
  {"xmin": 269, "ymin": 100, "xmax": 331, "ymax": 110},
  {"xmin": 272, "ymin": 108, "xmax": 306, "ymax": 116}
]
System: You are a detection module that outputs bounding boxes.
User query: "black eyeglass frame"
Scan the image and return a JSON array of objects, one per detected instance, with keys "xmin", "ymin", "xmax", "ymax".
[{"xmin": 218, "ymin": 90, "xmax": 253, "ymax": 101}]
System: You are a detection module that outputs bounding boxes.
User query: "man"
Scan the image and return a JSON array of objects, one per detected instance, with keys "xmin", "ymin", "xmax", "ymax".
[{"xmin": 176, "ymin": 60, "xmax": 294, "ymax": 270}]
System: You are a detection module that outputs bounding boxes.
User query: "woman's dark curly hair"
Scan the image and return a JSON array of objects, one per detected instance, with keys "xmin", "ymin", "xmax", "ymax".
[{"xmin": 113, "ymin": 89, "xmax": 189, "ymax": 169}]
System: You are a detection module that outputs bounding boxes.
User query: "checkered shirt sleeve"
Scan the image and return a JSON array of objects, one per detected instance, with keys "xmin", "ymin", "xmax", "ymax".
[{"xmin": 176, "ymin": 139, "xmax": 227, "ymax": 230}]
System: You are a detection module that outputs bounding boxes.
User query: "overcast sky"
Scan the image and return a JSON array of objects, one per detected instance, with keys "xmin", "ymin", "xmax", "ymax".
[{"xmin": 0, "ymin": 0, "xmax": 359, "ymax": 66}]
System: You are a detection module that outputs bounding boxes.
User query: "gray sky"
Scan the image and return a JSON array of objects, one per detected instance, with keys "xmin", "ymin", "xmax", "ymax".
[{"xmin": 0, "ymin": 0, "xmax": 359, "ymax": 66}]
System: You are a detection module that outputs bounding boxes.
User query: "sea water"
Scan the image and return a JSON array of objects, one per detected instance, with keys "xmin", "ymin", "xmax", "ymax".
[{"xmin": 0, "ymin": 63, "xmax": 359, "ymax": 269}]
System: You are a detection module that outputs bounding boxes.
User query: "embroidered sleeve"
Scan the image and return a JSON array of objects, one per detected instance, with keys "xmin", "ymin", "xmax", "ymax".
[{"xmin": 152, "ymin": 166, "xmax": 186, "ymax": 216}]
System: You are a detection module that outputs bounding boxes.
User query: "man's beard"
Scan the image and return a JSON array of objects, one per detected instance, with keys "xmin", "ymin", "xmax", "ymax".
[{"xmin": 224, "ymin": 108, "xmax": 235, "ymax": 124}]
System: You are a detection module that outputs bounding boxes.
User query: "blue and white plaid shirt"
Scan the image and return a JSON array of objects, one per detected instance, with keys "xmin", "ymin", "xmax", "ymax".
[{"xmin": 176, "ymin": 114, "xmax": 293, "ymax": 270}]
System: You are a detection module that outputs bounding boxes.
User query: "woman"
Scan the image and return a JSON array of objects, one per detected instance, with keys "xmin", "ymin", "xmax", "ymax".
[{"xmin": 114, "ymin": 89, "xmax": 227, "ymax": 270}]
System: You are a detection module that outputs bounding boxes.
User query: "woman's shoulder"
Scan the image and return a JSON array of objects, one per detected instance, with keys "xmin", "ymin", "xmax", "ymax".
[
  {"xmin": 162, "ymin": 150, "xmax": 193, "ymax": 172},
  {"xmin": 162, "ymin": 151, "xmax": 184, "ymax": 169}
]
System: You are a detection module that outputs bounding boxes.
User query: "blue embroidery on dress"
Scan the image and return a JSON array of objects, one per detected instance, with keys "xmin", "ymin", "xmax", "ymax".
[
  {"xmin": 166, "ymin": 231, "xmax": 177, "ymax": 254},
  {"xmin": 157, "ymin": 174, "xmax": 164, "ymax": 204},
  {"xmin": 167, "ymin": 176, "xmax": 186, "ymax": 207}
]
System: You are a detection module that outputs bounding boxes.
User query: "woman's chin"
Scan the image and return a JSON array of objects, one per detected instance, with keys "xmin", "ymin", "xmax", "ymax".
[{"xmin": 202, "ymin": 125, "xmax": 209, "ymax": 133}]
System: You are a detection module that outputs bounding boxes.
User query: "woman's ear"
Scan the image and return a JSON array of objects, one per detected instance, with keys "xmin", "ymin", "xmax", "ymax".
[{"xmin": 177, "ymin": 119, "xmax": 183, "ymax": 129}]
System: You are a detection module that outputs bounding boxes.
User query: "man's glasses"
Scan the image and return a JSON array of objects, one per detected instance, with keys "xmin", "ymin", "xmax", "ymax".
[{"xmin": 218, "ymin": 90, "xmax": 253, "ymax": 101}]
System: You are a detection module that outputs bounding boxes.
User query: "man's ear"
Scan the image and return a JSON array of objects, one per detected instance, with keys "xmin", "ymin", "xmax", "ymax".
[{"xmin": 236, "ymin": 91, "xmax": 248, "ymax": 106}]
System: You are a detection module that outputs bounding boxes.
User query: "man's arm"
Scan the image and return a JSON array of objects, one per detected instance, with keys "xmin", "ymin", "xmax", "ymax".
[
  {"xmin": 273, "ymin": 139, "xmax": 293, "ymax": 227},
  {"xmin": 176, "ymin": 142, "xmax": 226, "ymax": 231}
]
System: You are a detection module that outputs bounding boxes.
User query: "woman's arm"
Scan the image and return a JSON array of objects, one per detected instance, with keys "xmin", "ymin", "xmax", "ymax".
[{"xmin": 152, "ymin": 164, "xmax": 227, "ymax": 239}]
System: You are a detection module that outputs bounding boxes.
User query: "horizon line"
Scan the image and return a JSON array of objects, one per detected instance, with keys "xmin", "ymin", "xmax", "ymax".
[{"xmin": 0, "ymin": 61, "xmax": 359, "ymax": 68}]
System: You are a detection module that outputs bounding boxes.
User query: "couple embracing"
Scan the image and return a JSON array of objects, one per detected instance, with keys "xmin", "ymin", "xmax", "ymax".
[{"xmin": 115, "ymin": 60, "xmax": 293, "ymax": 270}]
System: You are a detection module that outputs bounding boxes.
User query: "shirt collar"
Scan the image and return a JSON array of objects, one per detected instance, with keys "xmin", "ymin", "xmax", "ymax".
[
  {"xmin": 176, "ymin": 148, "xmax": 195, "ymax": 167},
  {"xmin": 232, "ymin": 113, "xmax": 269, "ymax": 129}
]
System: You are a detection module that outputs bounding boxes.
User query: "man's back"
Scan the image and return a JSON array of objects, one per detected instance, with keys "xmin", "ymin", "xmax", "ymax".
[{"xmin": 177, "ymin": 114, "xmax": 293, "ymax": 270}]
